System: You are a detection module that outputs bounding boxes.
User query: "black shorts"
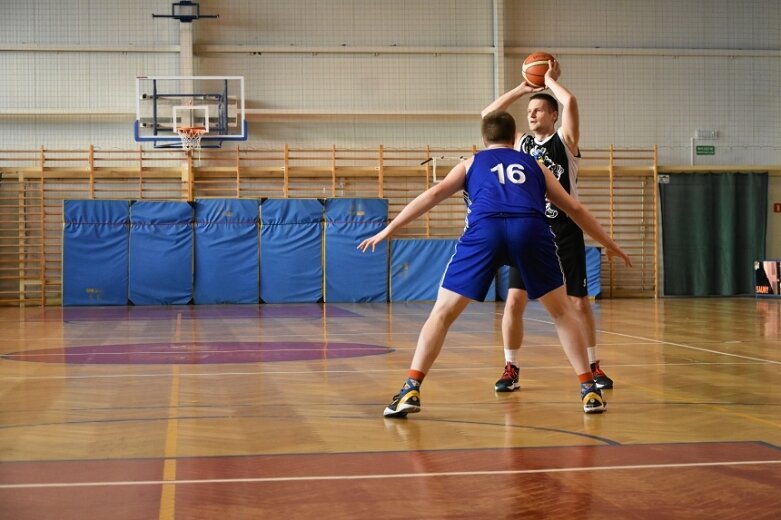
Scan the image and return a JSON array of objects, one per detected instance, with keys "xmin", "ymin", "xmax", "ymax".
[{"xmin": 508, "ymin": 225, "xmax": 588, "ymax": 297}]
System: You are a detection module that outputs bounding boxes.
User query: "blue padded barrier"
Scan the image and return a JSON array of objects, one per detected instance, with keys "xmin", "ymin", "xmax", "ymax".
[
  {"xmin": 390, "ymin": 239, "xmax": 456, "ymax": 302},
  {"xmin": 62, "ymin": 200, "xmax": 130, "ymax": 305},
  {"xmin": 260, "ymin": 199, "xmax": 324, "ymax": 303},
  {"xmin": 129, "ymin": 201, "xmax": 194, "ymax": 305},
  {"xmin": 324, "ymin": 198, "xmax": 388, "ymax": 302},
  {"xmin": 194, "ymin": 199, "xmax": 260, "ymax": 304},
  {"xmin": 586, "ymin": 246, "xmax": 602, "ymax": 297},
  {"xmin": 486, "ymin": 278, "xmax": 497, "ymax": 301}
]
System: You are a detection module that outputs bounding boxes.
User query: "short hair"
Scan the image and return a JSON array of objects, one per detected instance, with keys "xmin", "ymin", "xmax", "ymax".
[
  {"xmin": 482, "ymin": 110, "xmax": 516, "ymax": 145},
  {"xmin": 529, "ymin": 93, "xmax": 559, "ymax": 113}
]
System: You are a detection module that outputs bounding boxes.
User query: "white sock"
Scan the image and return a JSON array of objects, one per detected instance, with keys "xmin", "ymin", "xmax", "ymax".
[
  {"xmin": 587, "ymin": 347, "xmax": 597, "ymax": 365},
  {"xmin": 504, "ymin": 348, "xmax": 519, "ymax": 366}
]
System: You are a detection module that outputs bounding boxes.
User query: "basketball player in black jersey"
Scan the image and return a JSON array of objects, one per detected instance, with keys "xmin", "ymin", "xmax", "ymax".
[{"xmin": 481, "ymin": 58, "xmax": 614, "ymax": 392}]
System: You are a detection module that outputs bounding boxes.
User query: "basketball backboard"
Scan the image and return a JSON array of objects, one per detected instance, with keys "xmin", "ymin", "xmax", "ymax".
[{"xmin": 134, "ymin": 76, "xmax": 247, "ymax": 148}]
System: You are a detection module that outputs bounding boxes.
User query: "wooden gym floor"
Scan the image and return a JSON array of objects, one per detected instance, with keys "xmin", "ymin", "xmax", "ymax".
[{"xmin": 0, "ymin": 297, "xmax": 780, "ymax": 519}]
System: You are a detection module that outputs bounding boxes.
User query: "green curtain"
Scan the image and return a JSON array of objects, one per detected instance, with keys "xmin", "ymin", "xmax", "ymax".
[{"xmin": 659, "ymin": 173, "xmax": 767, "ymax": 296}]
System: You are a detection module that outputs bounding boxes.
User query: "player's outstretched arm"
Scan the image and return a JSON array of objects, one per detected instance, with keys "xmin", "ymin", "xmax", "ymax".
[
  {"xmin": 542, "ymin": 166, "xmax": 632, "ymax": 267},
  {"xmin": 543, "ymin": 60, "xmax": 580, "ymax": 152},
  {"xmin": 358, "ymin": 158, "xmax": 471, "ymax": 253}
]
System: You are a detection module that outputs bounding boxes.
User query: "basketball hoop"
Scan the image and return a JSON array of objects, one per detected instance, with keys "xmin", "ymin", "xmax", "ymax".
[{"xmin": 176, "ymin": 126, "xmax": 207, "ymax": 151}]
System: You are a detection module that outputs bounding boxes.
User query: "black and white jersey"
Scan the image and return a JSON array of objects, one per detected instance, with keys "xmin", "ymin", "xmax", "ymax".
[{"xmin": 517, "ymin": 129, "xmax": 580, "ymax": 233}]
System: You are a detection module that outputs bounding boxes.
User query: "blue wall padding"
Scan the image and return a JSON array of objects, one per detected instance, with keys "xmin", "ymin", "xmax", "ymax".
[
  {"xmin": 63, "ymin": 200, "xmax": 130, "ymax": 305},
  {"xmin": 194, "ymin": 199, "xmax": 260, "ymax": 304},
  {"xmin": 586, "ymin": 246, "xmax": 602, "ymax": 297},
  {"xmin": 324, "ymin": 198, "xmax": 388, "ymax": 302},
  {"xmin": 260, "ymin": 199, "xmax": 324, "ymax": 303},
  {"xmin": 390, "ymin": 239, "xmax": 457, "ymax": 302},
  {"xmin": 129, "ymin": 201, "xmax": 194, "ymax": 305},
  {"xmin": 486, "ymin": 277, "xmax": 497, "ymax": 301}
]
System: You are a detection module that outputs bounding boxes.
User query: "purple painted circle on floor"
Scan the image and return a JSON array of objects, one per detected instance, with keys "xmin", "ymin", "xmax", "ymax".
[
  {"xmin": 31, "ymin": 304, "xmax": 362, "ymax": 322},
  {"xmin": 2, "ymin": 342, "xmax": 392, "ymax": 365}
]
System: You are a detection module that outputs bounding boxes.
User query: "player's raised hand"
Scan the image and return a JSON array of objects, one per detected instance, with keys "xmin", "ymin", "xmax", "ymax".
[
  {"xmin": 545, "ymin": 59, "xmax": 561, "ymax": 84},
  {"xmin": 519, "ymin": 81, "xmax": 545, "ymax": 95}
]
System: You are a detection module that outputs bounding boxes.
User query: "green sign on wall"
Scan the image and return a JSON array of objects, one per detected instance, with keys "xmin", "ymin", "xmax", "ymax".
[{"xmin": 695, "ymin": 145, "xmax": 715, "ymax": 155}]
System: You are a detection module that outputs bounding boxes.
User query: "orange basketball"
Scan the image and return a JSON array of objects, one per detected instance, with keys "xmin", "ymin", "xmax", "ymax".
[{"xmin": 522, "ymin": 52, "xmax": 555, "ymax": 88}]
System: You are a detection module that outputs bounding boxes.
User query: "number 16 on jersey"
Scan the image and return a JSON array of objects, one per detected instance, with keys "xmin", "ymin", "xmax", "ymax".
[{"xmin": 491, "ymin": 163, "xmax": 527, "ymax": 185}]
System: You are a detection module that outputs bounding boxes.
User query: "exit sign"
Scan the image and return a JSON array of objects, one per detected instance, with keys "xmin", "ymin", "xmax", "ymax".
[{"xmin": 696, "ymin": 145, "xmax": 715, "ymax": 155}]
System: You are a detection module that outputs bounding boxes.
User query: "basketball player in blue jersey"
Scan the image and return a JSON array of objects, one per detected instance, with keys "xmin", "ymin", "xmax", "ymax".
[
  {"xmin": 358, "ymin": 111, "xmax": 631, "ymax": 417},
  {"xmin": 481, "ymin": 59, "xmax": 615, "ymax": 393}
]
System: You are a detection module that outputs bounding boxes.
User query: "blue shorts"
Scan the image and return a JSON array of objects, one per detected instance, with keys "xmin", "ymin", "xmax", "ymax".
[
  {"xmin": 508, "ymin": 224, "xmax": 588, "ymax": 297},
  {"xmin": 441, "ymin": 215, "xmax": 565, "ymax": 301}
]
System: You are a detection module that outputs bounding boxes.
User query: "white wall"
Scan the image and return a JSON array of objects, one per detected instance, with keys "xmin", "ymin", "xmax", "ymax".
[
  {"xmin": 194, "ymin": 1, "xmax": 493, "ymax": 47},
  {"xmin": 505, "ymin": 0, "xmax": 781, "ymax": 165},
  {"xmin": 1, "ymin": 0, "xmax": 780, "ymax": 165}
]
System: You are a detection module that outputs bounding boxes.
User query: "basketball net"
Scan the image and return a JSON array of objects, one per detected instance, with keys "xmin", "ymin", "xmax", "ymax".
[
  {"xmin": 176, "ymin": 99, "xmax": 206, "ymax": 157},
  {"xmin": 176, "ymin": 126, "xmax": 206, "ymax": 152}
]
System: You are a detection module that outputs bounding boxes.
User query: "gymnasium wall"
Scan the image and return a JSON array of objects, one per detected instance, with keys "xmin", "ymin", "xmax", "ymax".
[
  {"xmin": 504, "ymin": 0, "xmax": 781, "ymax": 166},
  {"xmin": 2, "ymin": 0, "xmax": 779, "ymax": 161},
  {"xmin": 1, "ymin": 1, "xmax": 779, "ymax": 258}
]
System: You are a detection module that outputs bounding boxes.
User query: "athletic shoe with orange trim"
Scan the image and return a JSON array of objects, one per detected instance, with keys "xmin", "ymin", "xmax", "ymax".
[
  {"xmin": 495, "ymin": 362, "xmax": 520, "ymax": 392},
  {"xmin": 581, "ymin": 382, "xmax": 607, "ymax": 414},
  {"xmin": 591, "ymin": 361, "xmax": 614, "ymax": 389},
  {"xmin": 383, "ymin": 378, "xmax": 421, "ymax": 418}
]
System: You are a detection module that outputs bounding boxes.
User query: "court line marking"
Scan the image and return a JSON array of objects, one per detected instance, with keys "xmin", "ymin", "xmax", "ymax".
[
  {"xmin": 0, "ymin": 341, "xmax": 652, "ymax": 359},
  {"xmin": 0, "ymin": 359, "xmax": 773, "ymax": 382},
  {"xmin": 601, "ymin": 330, "xmax": 781, "ymax": 365},
  {"xmin": 1, "ymin": 459, "xmax": 780, "ymax": 489},
  {"xmin": 1, "ymin": 313, "xmax": 779, "ymax": 378},
  {"xmin": 523, "ymin": 317, "xmax": 781, "ymax": 365},
  {"xmin": 0, "ymin": 346, "xmax": 393, "ymax": 359},
  {"xmin": 158, "ymin": 364, "xmax": 180, "ymax": 520}
]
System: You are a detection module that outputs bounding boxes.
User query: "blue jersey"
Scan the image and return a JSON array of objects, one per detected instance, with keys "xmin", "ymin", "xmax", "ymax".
[
  {"xmin": 463, "ymin": 147, "xmax": 547, "ymax": 227},
  {"xmin": 439, "ymin": 146, "xmax": 564, "ymax": 301}
]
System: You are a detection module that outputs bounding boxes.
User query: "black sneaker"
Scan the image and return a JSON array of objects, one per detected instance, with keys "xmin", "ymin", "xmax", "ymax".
[
  {"xmin": 591, "ymin": 361, "xmax": 614, "ymax": 389},
  {"xmin": 383, "ymin": 378, "xmax": 421, "ymax": 418},
  {"xmin": 495, "ymin": 362, "xmax": 520, "ymax": 392},
  {"xmin": 581, "ymin": 382, "xmax": 607, "ymax": 414}
]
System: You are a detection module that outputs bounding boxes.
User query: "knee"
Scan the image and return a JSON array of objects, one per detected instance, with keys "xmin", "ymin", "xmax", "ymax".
[
  {"xmin": 430, "ymin": 299, "xmax": 465, "ymax": 326},
  {"xmin": 571, "ymin": 296, "xmax": 590, "ymax": 313},
  {"xmin": 547, "ymin": 306, "xmax": 568, "ymax": 321},
  {"xmin": 430, "ymin": 307, "xmax": 460, "ymax": 329},
  {"xmin": 504, "ymin": 292, "xmax": 527, "ymax": 315}
]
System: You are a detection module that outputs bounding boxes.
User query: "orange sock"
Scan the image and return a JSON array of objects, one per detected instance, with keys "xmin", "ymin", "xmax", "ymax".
[
  {"xmin": 408, "ymin": 370, "xmax": 426, "ymax": 384},
  {"xmin": 578, "ymin": 372, "xmax": 594, "ymax": 384}
]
